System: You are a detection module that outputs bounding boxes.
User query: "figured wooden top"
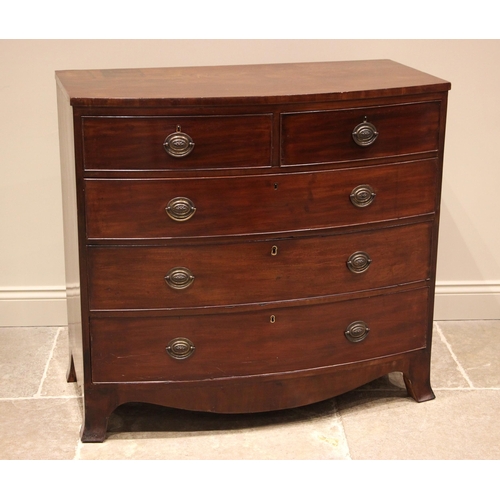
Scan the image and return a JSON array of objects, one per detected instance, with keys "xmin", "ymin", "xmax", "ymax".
[{"xmin": 56, "ymin": 59, "xmax": 451, "ymax": 107}]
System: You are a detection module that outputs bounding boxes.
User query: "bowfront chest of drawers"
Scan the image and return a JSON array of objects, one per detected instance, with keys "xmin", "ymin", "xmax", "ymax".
[{"xmin": 56, "ymin": 60, "xmax": 451, "ymax": 442}]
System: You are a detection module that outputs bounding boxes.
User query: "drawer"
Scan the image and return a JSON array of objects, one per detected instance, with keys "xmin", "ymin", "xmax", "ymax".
[
  {"xmin": 281, "ymin": 101, "xmax": 441, "ymax": 166},
  {"xmin": 90, "ymin": 287, "xmax": 429, "ymax": 382},
  {"xmin": 88, "ymin": 222, "xmax": 432, "ymax": 310},
  {"xmin": 82, "ymin": 114, "xmax": 273, "ymax": 170},
  {"xmin": 85, "ymin": 159, "xmax": 437, "ymax": 240}
]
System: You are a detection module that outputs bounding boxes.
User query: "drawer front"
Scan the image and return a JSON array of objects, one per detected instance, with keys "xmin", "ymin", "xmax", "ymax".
[
  {"xmin": 281, "ymin": 101, "xmax": 441, "ymax": 166},
  {"xmin": 82, "ymin": 115, "xmax": 273, "ymax": 170},
  {"xmin": 88, "ymin": 222, "xmax": 432, "ymax": 310},
  {"xmin": 90, "ymin": 287, "xmax": 429, "ymax": 382},
  {"xmin": 85, "ymin": 159, "xmax": 437, "ymax": 240}
]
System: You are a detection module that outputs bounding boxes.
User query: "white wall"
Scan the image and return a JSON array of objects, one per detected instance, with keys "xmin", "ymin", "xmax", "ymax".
[{"xmin": 1, "ymin": 39, "xmax": 499, "ymax": 326}]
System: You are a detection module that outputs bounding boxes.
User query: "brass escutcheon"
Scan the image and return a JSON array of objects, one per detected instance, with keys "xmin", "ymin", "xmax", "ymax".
[
  {"xmin": 166, "ymin": 197, "xmax": 196, "ymax": 222},
  {"xmin": 165, "ymin": 267, "xmax": 195, "ymax": 289},
  {"xmin": 350, "ymin": 184, "xmax": 376, "ymax": 208},
  {"xmin": 271, "ymin": 245, "xmax": 278, "ymax": 256},
  {"xmin": 344, "ymin": 321, "xmax": 370, "ymax": 343},
  {"xmin": 352, "ymin": 117, "xmax": 379, "ymax": 147},
  {"xmin": 346, "ymin": 251, "xmax": 372, "ymax": 274},
  {"xmin": 166, "ymin": 337, "xmax": 196, "ymax": 360},
  {"xmin": 163, "ymin": 125, "xmax": 195, "ymax": 157}
]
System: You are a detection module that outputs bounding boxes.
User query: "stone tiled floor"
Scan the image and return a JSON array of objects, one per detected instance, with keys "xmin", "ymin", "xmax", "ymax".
[{"xmin": 1, "ymin": 322, "xmax": 499, "ymax": 460}]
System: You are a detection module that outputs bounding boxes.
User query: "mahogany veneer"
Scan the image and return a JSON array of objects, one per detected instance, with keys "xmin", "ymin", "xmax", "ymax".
[{"xmin": 56, "ymin": 60, "xmax": 450, "ymax": 442}]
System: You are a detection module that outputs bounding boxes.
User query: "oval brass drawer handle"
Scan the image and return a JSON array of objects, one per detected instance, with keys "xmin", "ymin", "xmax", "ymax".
[
  {"xmin": 163, "ymin": 125, "xmax": 195, "ymax": 157},
  {"xmin": 344, "ymin": 321, "xmax": 370, "ymax": 343},
  {"xmin": 352, "ymin": 117, "xmax": 378, "ymax": 147},
  {"xmin": 166, "ymin": 337, "xmax": 195, "ymax": 359},
  {"xmin": 346, "ymin": 251, "xmax": 372, "ymax": 274},
  {"xmin": 166, "ymin": 197, "xmax": 196, "ymax": 222},
  {"xmin": 350, "ymin": 184, "xmax": 376, "ymax": 208},
  {"xmin": 165, "ymin": 267, "xmax": 195, "ymax": 289}
]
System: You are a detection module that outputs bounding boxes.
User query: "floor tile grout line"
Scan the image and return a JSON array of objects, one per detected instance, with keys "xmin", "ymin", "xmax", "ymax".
[
  {"xmin": 0, "ymin": 395, "xmax": 81, "ymax": 401},
  {"xmin": 435, "ymin": 322, "xmax": 475, "ymax": 388},
  {"xmin": 335, "ymin": 404, "xmax": 352, "ymax": 460},
  {"xmin": 73, "ymin": 439, "xmax": 83, "ymax": 460},
  {"xmin": 34, "ymin": 326, "xmax": 62, "ymax": 398}
]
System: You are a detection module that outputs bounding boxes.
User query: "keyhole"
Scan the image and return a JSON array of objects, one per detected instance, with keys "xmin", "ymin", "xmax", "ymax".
[
  {"xmin": 271, "ymin": 245, "xmax": 278, "ymax": 256},
  {"xmin": 274, "ymin": 183, "xmax": 278, "ymax": 190},
  {"xmin": 270, "ymin": 315, "xmax": 276, "ymax": 323}
]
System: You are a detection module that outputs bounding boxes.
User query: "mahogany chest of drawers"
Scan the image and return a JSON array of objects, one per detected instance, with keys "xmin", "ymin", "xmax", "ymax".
[{"xmin": 56, "ymin": 60, "xmax": 451, "ymax": 442}]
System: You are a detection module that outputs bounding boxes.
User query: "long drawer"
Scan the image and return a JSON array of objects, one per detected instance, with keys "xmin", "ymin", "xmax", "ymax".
[
  {"xmin": 281, "ymin": 101, "xmax": 441, "ymax": 166},
  {"xmin": 82, "ymin": 114, "xmax": 273, "ymax": 170},
  {"xmin": 90, "ymin": 287, "xmax": 429, "ymax": 382},
  {"xmin": 85, "ymin": 159, "xmax": 437, "ymax": 240},
  {"xmin": 88, "ymin": 222, "xmax": 432, "ymax": 310}
]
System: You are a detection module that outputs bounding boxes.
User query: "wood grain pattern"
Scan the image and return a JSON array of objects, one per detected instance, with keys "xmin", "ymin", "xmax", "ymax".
[
  {"xmin": 90, "ymin": 287, "xmax": 429, "ymax": 382},
  {"xmin": 87, "ymin": 222, "xmax": 432, "ymax": 310},
  {"xmin": 281, "ymin": 101, "xmax": 441, "ymax": 165},
  {"xmin": 85, "ymin": 159, "xmax": 437, "ymax": 240},
  {"xmin": 82, "ymin": 115, "xmax": 273, "ymax": 170},
  {"xmin": 56, "ymin": 60, "xmax": 450, "ymax": 107}
]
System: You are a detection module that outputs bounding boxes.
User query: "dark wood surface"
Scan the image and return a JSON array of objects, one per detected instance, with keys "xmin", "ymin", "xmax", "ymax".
[
  {"xmin": 281, "ymin": 100, "xmax": 441, "ymax": 165},
  {"xmin": 82, "ymin": 115, "xmax": 273, "ymax": 170},
  {"xmin": 56, "ymin": 59, "xmax": 450, "ymax": 106},
  {"xmin": 85, "ymin": 159, "xmax": 437, "ymax": 240},
  {"xmin": 90, "ymin": 287, "xmax": 428, "ymax": 382},
  {"xmin": 57, "ymin": 60, "xmax": 450, "ymax": 442},
  {"xmin": 87, "ymin": 222, "xmax": 432, "ymax": 310}
]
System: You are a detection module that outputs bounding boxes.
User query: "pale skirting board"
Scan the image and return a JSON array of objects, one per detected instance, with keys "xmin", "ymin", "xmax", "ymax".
[
  {"xmin": 434, "ymin": 281, "xmax": 500, "ymax": 320},
  {"xmin": 0, "ymin": 286, "xmax": 68, "ymax": 327},
  {"xmin": 0, "ymin": 282, "xmax": 499, "ymax": 326}
]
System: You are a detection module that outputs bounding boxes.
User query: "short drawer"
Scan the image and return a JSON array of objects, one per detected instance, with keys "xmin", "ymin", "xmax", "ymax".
[
  {"xmin": 281, "ymin": 101, "xmax": 441, "ymax": 166},
  {"xmin": 88, "ymin": 222, "xmax": 432, "ymax": 310},
  {"xmin": 85, "ymin": 159, "xmax": 437, "ymax": 240},
  {"xmin": 82, "ymin": 114, "xmax": 273, "ymax": 170},
  {"xmin": 90, "ymin": 287, "xmax": 429, "ymax": 382}
]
